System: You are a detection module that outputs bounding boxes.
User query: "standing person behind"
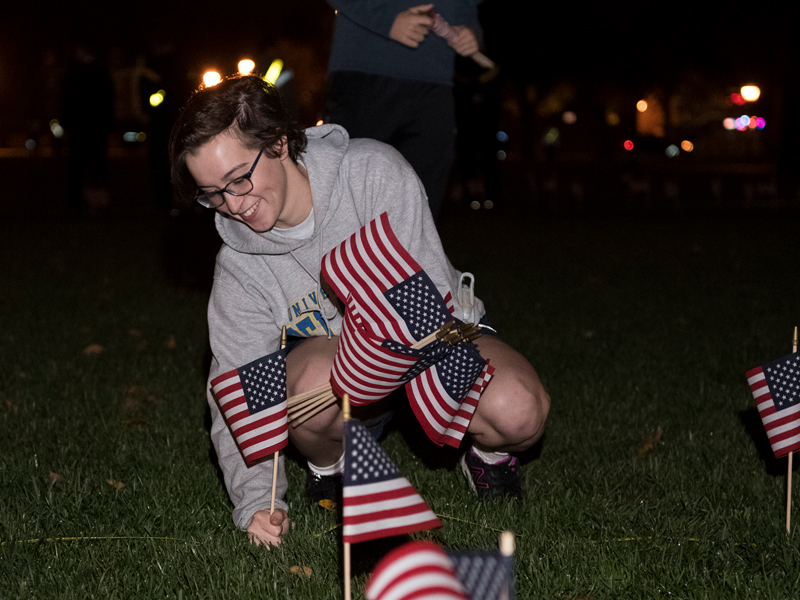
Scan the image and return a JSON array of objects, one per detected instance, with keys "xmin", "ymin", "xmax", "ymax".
[
  {"xmin": 169, "ymin": 76, "xmax": 549, "ymax": 548},
  {"xmin": 324, "ymin": 0, "xmax": 482, "ymax": 222},
  {"xmin": 62, "ymin": 39, "xmax": 115, "ymax": 215}
]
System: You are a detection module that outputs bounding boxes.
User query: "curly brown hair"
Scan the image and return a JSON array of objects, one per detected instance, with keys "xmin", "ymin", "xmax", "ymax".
[{"xmin": 169, "ymin": 75, "xmax": 307, "ymax": 203}]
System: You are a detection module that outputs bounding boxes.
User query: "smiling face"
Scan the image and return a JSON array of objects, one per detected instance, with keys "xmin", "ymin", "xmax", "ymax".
[{"xmin": 186, "ymin": 130, "xmax": 310, "ymax": 233}]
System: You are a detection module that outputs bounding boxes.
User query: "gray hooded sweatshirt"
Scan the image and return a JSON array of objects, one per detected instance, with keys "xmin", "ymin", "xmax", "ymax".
[{"xmin": 205, "ymin": 124, "xmax": 485, "ymax": 530}]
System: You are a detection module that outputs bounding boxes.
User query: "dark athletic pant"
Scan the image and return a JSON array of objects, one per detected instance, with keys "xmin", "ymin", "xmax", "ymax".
[{"xmin": 324, "ymin": 71, "xmax": 455, "ymax": 221}]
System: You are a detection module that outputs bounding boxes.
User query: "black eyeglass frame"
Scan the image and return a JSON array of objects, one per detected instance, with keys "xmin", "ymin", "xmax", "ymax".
[{"xmin": 193, "ymin": 149, "xmax": 264, "ymax": 208}]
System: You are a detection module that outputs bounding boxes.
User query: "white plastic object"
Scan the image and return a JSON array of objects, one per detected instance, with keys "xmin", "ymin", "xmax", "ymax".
[{"xmin": 459, "ymin": 272, "xmax": 477, "ymax": 325}]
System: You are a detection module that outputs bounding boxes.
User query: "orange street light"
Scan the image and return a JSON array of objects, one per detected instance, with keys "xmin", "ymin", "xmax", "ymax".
[
  {"xmin": 740, "ymin": 85, "xmax": 761, "ymax": 102},
  {"xmin": 238, "ymin": 59, "xmax": 255, "ymax": 75},
  {"xmin": 203, "ymin": 71, "xmax": 222, "ymax": 87}
]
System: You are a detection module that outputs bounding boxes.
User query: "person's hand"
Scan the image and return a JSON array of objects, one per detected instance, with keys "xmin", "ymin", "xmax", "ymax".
[
  {"xmin": 447, "ymin": 25, "xmax": 479, "ymax": 56},
  {"xmin": 246, "ymin": 508, "xmax": 290, "ymax": 547},
  {"xmin": 389, "ymin": 4, "xmax": 434, "ymax": 48}
]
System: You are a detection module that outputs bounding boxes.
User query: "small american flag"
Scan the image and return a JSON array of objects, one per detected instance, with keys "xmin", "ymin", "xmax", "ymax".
[
  {"xmin": 447, "ymin": 548, "xmax": 515, "ymax": 600},
  {"xmin": 746, "ymin": 352, "xmax": 800, "ymax": 458},
  {"xmin": 366, "ymin": 541, "xmax": 469, "ymax": 600},
  {"xmin": 321, "ymin": 211, "xmax": 453, "ymax": 347},
  {"xmin": 210, "ymin": 350, "xmax": 288, "ymax": 466},
  {"xmin": 407, "ymin": 345, "xmax": 495, "ymax": 448},
  {"xmin": 343, "ymin": 419, "xmax": 441, "ymax": 543}
]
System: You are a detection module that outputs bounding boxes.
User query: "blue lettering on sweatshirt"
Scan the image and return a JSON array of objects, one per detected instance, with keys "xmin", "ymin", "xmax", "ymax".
[{"xmin": 286, "ymin": 289, "xmax": 332, "ymax": 337}]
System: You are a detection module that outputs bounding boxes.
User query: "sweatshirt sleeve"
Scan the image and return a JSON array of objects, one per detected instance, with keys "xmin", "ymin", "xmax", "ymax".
[
  {"xmin": 346, "ymin": 140, "xmax": 485, "ymax": 324},
  {"xmin": 206, "ymin": 272, "xmax": 289, "ymax": 531}
]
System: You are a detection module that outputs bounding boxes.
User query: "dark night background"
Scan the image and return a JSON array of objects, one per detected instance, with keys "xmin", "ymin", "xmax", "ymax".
[{"xmin": 0, "ymin": 1, "xmax": 798, "ymax": 215}]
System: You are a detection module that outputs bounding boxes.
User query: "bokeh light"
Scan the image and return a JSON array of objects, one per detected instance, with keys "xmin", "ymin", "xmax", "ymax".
[
  {"xmin": 606, "ymin": 112, "xmax": 620, "ymax": 126},
  {"xmin": 562, "ymin": 111, "xmax": 577, "ymax": 124},
  {"xmin": 723, "ymin": 118, "xmax": 735, "ymax": 130},
  {"xmin": 123, "ymin": 132, "xmax": 147, "ymax": 143},
  {"xmin": 238, "ymin": 59, "xmax": 255, "ymax": 75},
  {"xmin": 543, "ymin": 127, "xmax": 559, "ymax": 146},
  {"xmin": 680, "ymin": 140, "xmax": 694, "ymax": 152},
  {"xmin": 203, "ymin": 71, "xmax": 222, "ymax": 87},
  {"xmin": 665, "ymin": 144, "xmax": 679, "ymax": 158},
  {"xmin": 265, "ymin": 59, "xmax": 284, "ymax": 85},
  {"xmin": 730, "ymin": 93, "xmax": 746, "ymax": 106},
  {"xmin": 756, "ymin": 117, "xmax": 766, "ymax": 129},
  {"xmin": 316, "ymin": 119, "xmax": 324, "ymax": 126},
  {"xmin": 149, "ymin": 90, "xmax": 165, "ymax": 107},
  {"xmin": 741, "ymin": 85, "xmax": 761, "ymax": 102},
  {"xmin": 496, "ymin": 131, "xmax": 509, "ymax": 142},
  {"xmin": 49, "ymin": 119, "xmax": 64, "ymax": 138},
  {"xmin": 636, "ymin": 100, "xmax": 648, "ymax": 112},
  {"xmin": 623, "ymin": 140, "xmax": 634, "ymax": 151}
]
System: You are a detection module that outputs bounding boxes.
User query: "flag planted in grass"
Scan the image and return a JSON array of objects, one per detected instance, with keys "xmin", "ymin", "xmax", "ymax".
[
  {"xmin": 210, "ymin": 350, "xmax": 288, "ymax": 466},
  {"xmin": 746, "ymin": 352, "xmax": 800, "ymax": 458},
  {"xmin": 366, "ymin": 541, "xmax": 468, "ymax": 600},
  {"xmin": 447, "ymin": 548, "xmax": 515, "ymax": 600},
  {"xmin": 343, "ymin": 418, "xmax": 441, "ymax": 543}
]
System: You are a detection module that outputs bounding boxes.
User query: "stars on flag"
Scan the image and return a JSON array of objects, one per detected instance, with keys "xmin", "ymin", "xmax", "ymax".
[
  {"xmin": 386, "ymin": 271, "xmax": 452, "ymax": 340},
  {"xmin": 346, "ymin": 420, "xmax": 401, "ymax": 483},
  {"xmin": 240, "ymin": 354, "xmax": 287, "ymax": 413},
  {"xmin": 764, "ymin": 354, "xmax": 800, "ymax": 409}
]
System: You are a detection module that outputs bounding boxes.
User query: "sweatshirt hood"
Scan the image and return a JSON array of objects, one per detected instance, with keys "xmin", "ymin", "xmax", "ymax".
[{"xmin": 214, "ymin": 124, "xmax": 350, "ymax": 256}]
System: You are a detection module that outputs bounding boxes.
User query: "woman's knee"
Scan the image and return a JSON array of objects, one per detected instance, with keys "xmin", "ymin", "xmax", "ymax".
[
  {"xmin": 286, "ymin": 337, "xmax": 338, "ymax": 397},
  {"xmin": 478, "ymin": 375, "xmax": 550, "ymax": 448}
]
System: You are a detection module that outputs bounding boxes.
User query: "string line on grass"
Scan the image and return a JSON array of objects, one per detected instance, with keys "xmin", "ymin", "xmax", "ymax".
[
  {"xmin": 2, "ymin": 536, "xmax": 186, "ymax": 545},
  {"xmin": 3, "ymin": 533, "xmax": 759, "ymax": 549},
  {"xmin": 590, "ymin": 536, "xmax": 757, "ymax": 548},
  {"xmin": 313, "ymin": 513, "xmax": 515, "ymax": 538}
]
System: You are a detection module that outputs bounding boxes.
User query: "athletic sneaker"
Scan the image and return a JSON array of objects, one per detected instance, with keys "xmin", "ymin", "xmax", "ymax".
[
  {"xmin": 460, "ymin": 449, "xmax": 523, "ymax": 498},
  {"xmin": 305, "ymin": 471, "xmax": 342, "ymax": 508}
]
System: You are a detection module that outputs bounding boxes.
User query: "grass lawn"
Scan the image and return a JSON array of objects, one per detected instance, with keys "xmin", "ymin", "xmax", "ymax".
[{"xmin": 1, "ymin": 208, "xmax": 799, "ymax": 599}]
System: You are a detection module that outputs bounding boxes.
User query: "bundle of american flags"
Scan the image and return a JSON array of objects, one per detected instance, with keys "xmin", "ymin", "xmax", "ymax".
[{"xmin": 321, "ymin": 212, "xmax": 494, "ymax": 447}]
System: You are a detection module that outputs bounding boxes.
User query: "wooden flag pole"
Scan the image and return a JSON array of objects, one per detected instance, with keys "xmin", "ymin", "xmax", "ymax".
[
  {"xmin": 499, "ymin": 530, "xmax": 515, "ymax": 557},
  {"xmin": 287, "ymin": 382, "xmax": 331, "ymax": 405},
  {"xmin": 499, "ymin": 530, "xmax": 515, "ymax": 600},
  {"xmin": 290, "ymin": 393, "xmax": 338, "ymax": 427},
  {"xmin": 342, "ymin": 393, "xmax": 352, "ymax": 600},
  {"xmin": 272, "ymin": 327, "xmax": 288, "ymax": 515},
  {"xmin": 789, "ymin": 326, "xmax": 799, "ymax": 533}
]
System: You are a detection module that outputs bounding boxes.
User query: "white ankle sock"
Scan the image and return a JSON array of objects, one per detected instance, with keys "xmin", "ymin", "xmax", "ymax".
[
  {"xmin": 471, "ymin": 446, "xmax": 510, "ymax": 465},
  {"xmin": 308, "ymin": 454, "xmax": 345, "ymax": 476}
]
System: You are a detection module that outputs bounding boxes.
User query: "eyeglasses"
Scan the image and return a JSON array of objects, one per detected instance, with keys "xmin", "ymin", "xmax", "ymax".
[{"xmin": 193, "ymin": 149, "xmax": 264, "ymax": 208}]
